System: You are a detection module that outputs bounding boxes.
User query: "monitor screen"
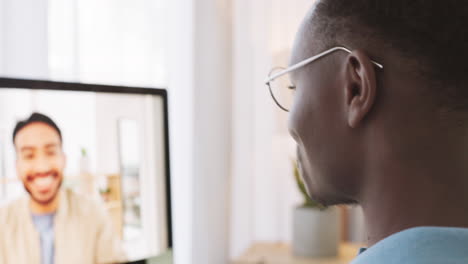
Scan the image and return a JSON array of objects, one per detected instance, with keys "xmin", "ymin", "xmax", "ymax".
[{"xmin": 0, "ymin": 78, "xmax": 172, "ymax": 264}]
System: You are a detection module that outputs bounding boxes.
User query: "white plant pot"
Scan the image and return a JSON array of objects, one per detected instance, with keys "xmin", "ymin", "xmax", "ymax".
[{"xmin": 292, "ymin": 206, "xmax": 340, "ymax": 257}]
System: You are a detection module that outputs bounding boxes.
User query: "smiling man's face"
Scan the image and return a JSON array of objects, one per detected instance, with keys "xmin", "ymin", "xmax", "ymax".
[{"xmin": 15, "ymin": 122, "xmax": 65, "ymax": 205}]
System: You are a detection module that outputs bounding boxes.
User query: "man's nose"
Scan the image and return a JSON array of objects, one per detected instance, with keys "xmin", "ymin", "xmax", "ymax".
[{"xmin": 31, "ymin": 156, "xmax": 52, "ymax": 173}]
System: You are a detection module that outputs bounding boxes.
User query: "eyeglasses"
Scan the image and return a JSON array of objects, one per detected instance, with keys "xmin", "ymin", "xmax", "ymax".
[{"xmin": 264, "ymin": 46, "xmax": 384, "ymax": 112}]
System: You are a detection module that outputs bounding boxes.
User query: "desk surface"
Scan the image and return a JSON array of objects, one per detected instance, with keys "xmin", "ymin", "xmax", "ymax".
[{"xmin": 232, "ymin": 243, "xmax": 362, "ymax": 264}]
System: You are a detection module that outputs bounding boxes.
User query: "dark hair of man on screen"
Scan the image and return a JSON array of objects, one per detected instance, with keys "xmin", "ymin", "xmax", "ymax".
[{"xmin": 12, "ymin": 112, "xmax": 63, "ymax": 145}]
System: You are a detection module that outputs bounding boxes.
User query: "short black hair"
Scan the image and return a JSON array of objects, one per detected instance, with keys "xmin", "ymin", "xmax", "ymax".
[
  {"xmin": 312, "ymin": 0, "xmax": 468, "ymax": 110},
  {"xmin": 13, "ymin": 112, "xmax": 62, "ymax": 145}
]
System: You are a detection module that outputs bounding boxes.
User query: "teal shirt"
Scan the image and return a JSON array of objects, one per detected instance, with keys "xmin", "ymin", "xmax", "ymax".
[{"xmin": 351, "ymin": 227, "xmax": 468, "ymax": 264}]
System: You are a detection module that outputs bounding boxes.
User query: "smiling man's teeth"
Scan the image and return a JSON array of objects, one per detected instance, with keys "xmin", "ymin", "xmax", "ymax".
[{"xmin": 34, "ymin": 176, "xmax": 54, "ymax": 188}]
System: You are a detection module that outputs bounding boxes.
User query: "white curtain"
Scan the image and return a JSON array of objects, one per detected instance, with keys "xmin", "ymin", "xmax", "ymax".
[
  {"xmin": 48, "ymin": 0, "xmax": 168, "ymax": 87},
  {"xmin": 230, "ymin": 0, "xmax": 313, "ymax": 258}
]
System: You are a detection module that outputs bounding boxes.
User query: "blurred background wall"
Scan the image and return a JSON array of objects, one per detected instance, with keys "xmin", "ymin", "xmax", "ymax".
[{"xmin": 0, "ymin": 0, "xmax": 365, "ymax": 263}]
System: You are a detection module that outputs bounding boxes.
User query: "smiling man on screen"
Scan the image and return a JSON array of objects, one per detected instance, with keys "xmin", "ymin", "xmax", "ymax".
[{"xmin": 0, "ymin": 112, "xmax": 125, "ymax": 264}]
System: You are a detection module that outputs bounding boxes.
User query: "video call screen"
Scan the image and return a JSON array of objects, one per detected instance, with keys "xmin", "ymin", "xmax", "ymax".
[{"xmin": 0, "ymin": 80, "xmax": 172, "ymax": 264}]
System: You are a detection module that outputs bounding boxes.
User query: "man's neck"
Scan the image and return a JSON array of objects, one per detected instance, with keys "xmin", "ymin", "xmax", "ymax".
[
  {"xmin": 29, "ymin": 195, "xmax": 59, "ymax": 215},
  {"xmin": 360, "ymin": 157, "xmax": 468, "ymax": 247}
]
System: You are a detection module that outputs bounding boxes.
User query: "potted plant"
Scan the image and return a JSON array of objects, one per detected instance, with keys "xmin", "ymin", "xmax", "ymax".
[
  {"xmin": 99, "ymin": 187, "xmax": 111, "ymax": 202},
  {"xmin": 292, "ymin": 162, "xmax": 340, "ymax": 257}
]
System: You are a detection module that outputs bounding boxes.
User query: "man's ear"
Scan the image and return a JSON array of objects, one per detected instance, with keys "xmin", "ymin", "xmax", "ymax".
[{"xmin": 344, "ymin": 50, "xmax": 377, "ymax": 128}]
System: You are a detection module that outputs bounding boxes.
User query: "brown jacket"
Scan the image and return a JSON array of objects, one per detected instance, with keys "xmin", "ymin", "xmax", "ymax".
[{"xmin": 0, "ymin": 189, "xmax": 126, "ymax": 264}]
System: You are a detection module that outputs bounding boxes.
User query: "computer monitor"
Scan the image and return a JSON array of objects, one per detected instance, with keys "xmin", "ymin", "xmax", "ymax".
[{"xmin": 0, "ymin": 78, "xmax": 172, "ymax": 264}]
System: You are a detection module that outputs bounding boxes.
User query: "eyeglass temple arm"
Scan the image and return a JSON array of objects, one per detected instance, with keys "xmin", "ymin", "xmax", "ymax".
[{"xmin": 264, "ymin": 47, "xmax": 384, "ymax": 84}]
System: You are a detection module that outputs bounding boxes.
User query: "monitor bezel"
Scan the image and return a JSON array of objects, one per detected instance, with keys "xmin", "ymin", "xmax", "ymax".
[{"xmin": 0, "ymin": 77, "xmax": 173, "ymax": 254}]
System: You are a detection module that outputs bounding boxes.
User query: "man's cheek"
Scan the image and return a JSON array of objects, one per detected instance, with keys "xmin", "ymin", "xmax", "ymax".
[
  {"xmin": 53, "ymin": 163, "xmax": 65, "ymax": 177},
  {"xmin": 54, "ymin": 156, "xmax": 66, "ymax": 172},
  {"xmin": 288, "ymin": 110, "xmax": 308, "ymax": 145},
  {"xmin": 17, "ymin": 165, "xmax": 30, "ymax": 182},
  {"xmin": 288, "ymin": 106, "xmax": 304, "ymax": 143}
]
